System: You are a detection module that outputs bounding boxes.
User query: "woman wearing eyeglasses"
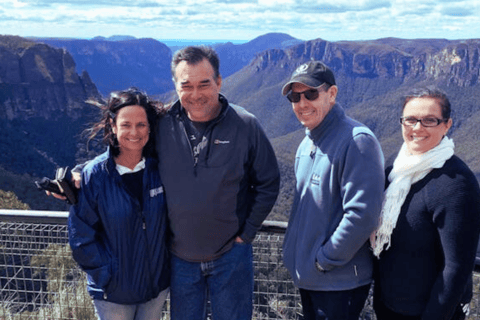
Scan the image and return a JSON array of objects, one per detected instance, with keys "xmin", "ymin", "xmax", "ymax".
[{"xmin": 371, "ymin": 87, "xmax": 480, "ymax": 320}]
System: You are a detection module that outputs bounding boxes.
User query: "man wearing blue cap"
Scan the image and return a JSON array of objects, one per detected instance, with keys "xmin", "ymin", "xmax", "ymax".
[{"xmin": 281, "ymin": 61, "xmax": 385, "ymax": 320}]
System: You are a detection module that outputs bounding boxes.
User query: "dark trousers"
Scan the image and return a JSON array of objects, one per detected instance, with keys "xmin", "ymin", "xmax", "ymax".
[
  {"xmin": 373, "ymin": 298, "xmax": 421, "ymax": 320},
  {"xmin": 373, "ymin": 298, "xmax": 467, "ymax": 320},
  {"xmin": 299, "ymin": 284, "xmax": 370, "ymax": 320}
]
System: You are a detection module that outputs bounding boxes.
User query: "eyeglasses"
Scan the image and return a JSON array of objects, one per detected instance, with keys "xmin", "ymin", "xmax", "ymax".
[{"xmin": 400, "ymin": 117, "xmax": 448, "ymax": 127}]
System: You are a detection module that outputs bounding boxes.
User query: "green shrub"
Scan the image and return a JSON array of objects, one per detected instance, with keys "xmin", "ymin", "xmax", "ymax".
[{"xmin": 0, "ymin": 190, "xmax": 30, "ymax": 210}]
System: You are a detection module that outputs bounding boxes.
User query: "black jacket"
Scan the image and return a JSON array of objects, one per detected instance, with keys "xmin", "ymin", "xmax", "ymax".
[{"xmin": 156, "ymin": 95, "xmax": 280, "ymax": 262}]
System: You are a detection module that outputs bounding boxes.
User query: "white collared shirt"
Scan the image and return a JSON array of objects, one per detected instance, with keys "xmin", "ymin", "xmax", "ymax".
[{"xmin": 116, "ymin": 158, "xmax": 146, "ymax": 176}]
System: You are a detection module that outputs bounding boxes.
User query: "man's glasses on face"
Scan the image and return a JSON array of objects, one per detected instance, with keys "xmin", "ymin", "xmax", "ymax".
[
  {"xmin": 286, "ymin": 84, "xmax": 327, "ymax": 103},
  {"xmin": 400, "ymin": 117, "xmax": 448, "ymax": 127}
]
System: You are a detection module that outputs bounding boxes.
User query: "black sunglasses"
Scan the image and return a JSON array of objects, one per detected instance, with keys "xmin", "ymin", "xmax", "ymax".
[{"xmin": 286, "ymin": 89, "xmax": 320, "ymax": 103}]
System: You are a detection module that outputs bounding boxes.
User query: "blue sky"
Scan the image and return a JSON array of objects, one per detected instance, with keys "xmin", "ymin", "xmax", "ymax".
[{"xmin": 1, "ymin": 0, "xmax": 478, "ymax": 42}]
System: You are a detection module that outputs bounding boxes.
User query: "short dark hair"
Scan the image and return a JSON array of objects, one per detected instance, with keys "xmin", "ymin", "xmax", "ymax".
[
  {"xmin": 171, "ymin": 46, "xmax": 220, "ymax": 81},
  {"xmin": 403, "ymin": 86, "xmax": 451, "ymax": 119},
  {"xmin": 85, "ymin": 87, "xmax": 165, "ymax": 158}
]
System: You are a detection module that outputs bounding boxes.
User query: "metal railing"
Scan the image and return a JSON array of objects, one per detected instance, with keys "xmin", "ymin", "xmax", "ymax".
[{"xmin": 0, "ymin": 210, "xmax": 478, "ymax": 319}]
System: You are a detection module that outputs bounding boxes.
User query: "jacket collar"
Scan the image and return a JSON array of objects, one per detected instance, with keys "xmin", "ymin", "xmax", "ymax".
[
  {"xmin": 307, "ymin": 103, "xmax": 345, "ymax": 142},
  {"xmin": 104, "ymin": 147, "xmax": 156, "ymax": 177}
]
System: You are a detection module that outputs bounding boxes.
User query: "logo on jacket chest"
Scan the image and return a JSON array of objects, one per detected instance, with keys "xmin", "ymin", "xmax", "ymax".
[
  {"xmin": 150, "ymin": 186, "xmax": 164, "ymax": 197},
  {"xmin": 214, "ymin": 139, "xmax": 230, "ymax": 144},
  {"xmin": 311, "ymin": 173, "xmax": 321, "ymax": 185}
]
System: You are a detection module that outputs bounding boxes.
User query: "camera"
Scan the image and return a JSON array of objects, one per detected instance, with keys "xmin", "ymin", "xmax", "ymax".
[{"xmin": 35, "ymin": 167, "xmax": 78, "ymax": 204}]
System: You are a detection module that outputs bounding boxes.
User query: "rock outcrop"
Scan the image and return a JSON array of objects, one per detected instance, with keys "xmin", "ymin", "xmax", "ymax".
[
  {"xmin": 0, "ymin": 35, "xmax": 100, "ymax": 121},
  {"xmin": 0, "ymin": 35, "xmax": 101, "ymax": 177},
  {"xmin": 249, "ymin": 38, "xmax": 480, "ymax": 86}
]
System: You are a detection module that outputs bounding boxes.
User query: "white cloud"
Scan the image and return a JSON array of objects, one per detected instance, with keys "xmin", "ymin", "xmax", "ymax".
[
  {"xmin": 258, "ymin": 0, "xmax": 293, "ymax": 6},
  {"xmin": 0, "ymin": 0, "xmax": 478, "ymax": 40}
]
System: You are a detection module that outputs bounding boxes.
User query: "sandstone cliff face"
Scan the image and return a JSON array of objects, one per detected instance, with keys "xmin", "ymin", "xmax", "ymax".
[
  {"xmin": 435, "ymin": 41, "xmax": 480, "ymax": 86},
  {"xmin": 250, "ymin": 38, "xmax": 480, "ymax": 87},
  {"xmin": 0, "ymin": 35, "xmax": 100, "ymax": 121},
  {"xmin": 0, "ymin": 35, "xmax": 102, "ymax": 178},
  {"xmin": 222, "ymin": 37, "xmax": 480, "ymax": 148}
]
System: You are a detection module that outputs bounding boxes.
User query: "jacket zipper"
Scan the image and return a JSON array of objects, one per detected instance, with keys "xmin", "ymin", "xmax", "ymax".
[
  {"xmin": 178, "ymin": 103, "xmax": 225, "ymax": 172},
  {"xmin": 180, "ymin": 118, "xmax": 198, "ymax": 174},
  {"xmin": 135, "ymin": 171, "xmax": 152, "ymax": 298},
  {"xmin": 141, "ymin": 190, "xmax": 153, "ymax": 299},
  {"xmin": 141, "ymin": 214, "xmax": 153, "ymax": 298}
]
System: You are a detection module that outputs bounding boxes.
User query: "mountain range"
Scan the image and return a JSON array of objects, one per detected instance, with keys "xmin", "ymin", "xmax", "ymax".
[
  {"xmin": 31, "ymin": 37, "xmax": 174, "ymax": 96},
  {"xmin": 31, "ymin": 33, "xmax": 301, "ymax": 96},
  {"xmin": 223, "ymin": 37, "xmax": 480, "ymax": 219},
  {"xmin": 1, "ymin": 33, "xmax": 479, "ymax": 218}
]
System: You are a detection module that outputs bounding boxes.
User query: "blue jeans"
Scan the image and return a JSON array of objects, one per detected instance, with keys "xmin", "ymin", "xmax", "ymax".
[
  {"xmin": 299, "ymin": 284, "xmax": 370, "ymax": 320},
  {"xmin": 170, "ymin": 242, "xmax": 254, "ymax": 320},
  {"xmin": 93, "ymin": 288, "xmax": 169, "ymax": 320}
]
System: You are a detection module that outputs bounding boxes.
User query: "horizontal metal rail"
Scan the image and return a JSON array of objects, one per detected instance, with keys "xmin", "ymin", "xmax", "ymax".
[{"xmin": 0, "ymin": 209, "xmax": 289, "ymax": 233}]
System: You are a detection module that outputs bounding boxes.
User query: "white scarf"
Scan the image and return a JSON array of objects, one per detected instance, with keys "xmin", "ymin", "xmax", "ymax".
[{"xmin": 371, "ymin": 137, "xmax": 454, "ymax": 258}]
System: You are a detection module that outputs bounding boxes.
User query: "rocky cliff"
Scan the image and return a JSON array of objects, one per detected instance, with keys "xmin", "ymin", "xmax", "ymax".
[
  {"xmin": 0, "ymin": 35, "xmax": 100, "ymax": 121},
  {"xmin": 248, "ymin": 38, "xmax": 480, "ymax": 85},
  {"xmin": 0, "ymin": 35, "xmax": 101, "ymax": 178},
  {"xmin": 224, "ymin": 38, "xmax": 480, "ymax": 138}
]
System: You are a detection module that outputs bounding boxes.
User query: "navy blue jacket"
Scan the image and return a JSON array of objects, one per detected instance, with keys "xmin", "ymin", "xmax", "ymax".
[
  {"xmin": 68, "ymin": 150, "xmax": 169, "ymax": 304},
  {"xmin": 374, "ymin": 155, "xmax": 480, "ymax": 319}
]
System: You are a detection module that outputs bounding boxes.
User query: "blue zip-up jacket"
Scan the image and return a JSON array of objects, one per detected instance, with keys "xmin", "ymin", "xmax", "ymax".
[
  {"xmin": 283, "ymin": 103, "xmax": 384, "ymax": 291},
  {"xmin": 156, "ymin": 95, "xmax": 280, "ymax": 262},
  {"xmin": 68, "ymin": 150, "xmax": 169, "ymax": 304}
]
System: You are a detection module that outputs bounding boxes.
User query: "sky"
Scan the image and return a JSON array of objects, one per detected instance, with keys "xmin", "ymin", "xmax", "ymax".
[{"xmin": 1, "ymin": 0, "xmax": 479, "ymax": 43}]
